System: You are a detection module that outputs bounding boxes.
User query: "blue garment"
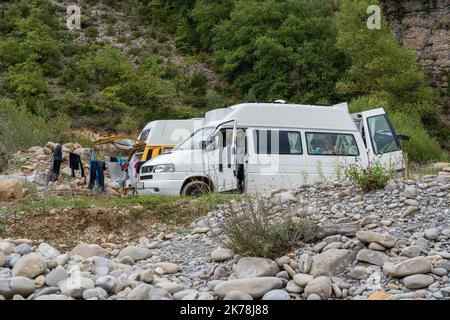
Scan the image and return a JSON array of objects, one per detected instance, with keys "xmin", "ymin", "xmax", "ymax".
[{"xmin": 88, "ymin": 160, "xmax": 105, "ymax": 192}]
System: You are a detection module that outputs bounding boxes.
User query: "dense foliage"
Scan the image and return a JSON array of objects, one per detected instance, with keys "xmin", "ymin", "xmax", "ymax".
[{"xmin": 0, "ymin": 0, "xmax": 447, "ymax": 165}]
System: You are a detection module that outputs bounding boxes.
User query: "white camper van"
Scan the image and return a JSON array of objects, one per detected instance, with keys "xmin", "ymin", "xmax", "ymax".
[{"xmin": 137, "ymin": 103, "xmax": 404, "ymax": 196}]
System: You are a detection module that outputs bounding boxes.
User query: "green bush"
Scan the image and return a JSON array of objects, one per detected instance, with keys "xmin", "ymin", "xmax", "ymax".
[
  {"xmin": 344, "ymin": 160, "xmax": 394, "ymax": 192},
  {"xmin": 221, "ymin": 198, "xmax": 319, "ymax": 259},
  {"xmin": 0, "ymin": 99, "xmax": 71, "ymax": 171}
]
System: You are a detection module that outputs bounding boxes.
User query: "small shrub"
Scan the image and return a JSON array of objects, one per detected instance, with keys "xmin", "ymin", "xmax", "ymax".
[
  {"xmin": 221, "ymin": 198, "xmax": 319, "ymax": 259},
  {"xmin": 345, "ymin": 160, "xmax": 394, "ymax": 192},
  {"xmin": 85, "ymin": 27, "xmax": 98, "ymax": 38}
]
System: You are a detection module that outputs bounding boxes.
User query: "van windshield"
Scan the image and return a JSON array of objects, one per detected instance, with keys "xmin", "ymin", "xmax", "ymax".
[{"xmin": 176, "ymin": 127, "xmax": 214, "ymax": 150}]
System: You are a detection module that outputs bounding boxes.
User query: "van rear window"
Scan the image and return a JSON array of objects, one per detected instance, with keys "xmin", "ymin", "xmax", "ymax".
[
  {"xmin": 306, "ymin": 132, "xmax": 359, "ymax": 156},
  {"xmin": 253, "ymin": 130, "xmax": 302, "ymax": 155}
]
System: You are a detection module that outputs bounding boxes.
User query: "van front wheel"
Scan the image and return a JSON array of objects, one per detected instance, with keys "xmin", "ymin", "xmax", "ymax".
[{"xmin": 181, "ymin": 180, "xmax": 211, "ymax": 197}]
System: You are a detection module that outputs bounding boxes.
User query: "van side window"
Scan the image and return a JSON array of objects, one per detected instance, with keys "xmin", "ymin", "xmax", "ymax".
[
  {"xmin": 253, "ymin": 130, "xmax": 302, "ymax": 155},
  {"xmin": 139, "ymin": 129, "xmax": 150, "ymax": 142},
  {"xmin": 367, "ymin": 115, "xmax": 401, "ymax": 154},
  {"xmin": 306, "ymin": 132, "xmax": 359, "ymax": 156}
]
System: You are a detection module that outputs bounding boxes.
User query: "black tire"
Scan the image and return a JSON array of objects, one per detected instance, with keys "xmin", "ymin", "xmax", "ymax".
[{"xmin": 181, "ymin": 180, "xmax": 211, "ymax": 197}]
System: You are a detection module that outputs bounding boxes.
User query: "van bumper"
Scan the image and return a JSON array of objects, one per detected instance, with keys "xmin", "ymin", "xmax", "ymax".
[{"xmin": 136, "ymin": 179, "xmax": 184, "ymax": 196}]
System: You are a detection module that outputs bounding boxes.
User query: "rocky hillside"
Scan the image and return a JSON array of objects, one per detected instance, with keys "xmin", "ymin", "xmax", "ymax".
[
  {"xmin": 1, "ymin": 173, "xmax": 450, "ymax": 300},
  {"xmin": 382, "ymin": 0, "xmax": 449, "ymax": 122}
]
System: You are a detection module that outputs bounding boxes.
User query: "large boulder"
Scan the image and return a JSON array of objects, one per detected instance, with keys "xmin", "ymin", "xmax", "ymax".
[
  {"xmin": 233, "ymin": 257, "xmax": 279, "ymax": 279},
  {"xmin": 70, "ymin": 243, "xmax": 108, "ymax": 259},
  {"xmin": 356, "ymin": 231, "xmax": 396, "ymax": 248},
  {"xmin": 214, "ymin": 277, "xmax": 282, "ymax": 298},
  {"xmin": 12, "ymin": 253, "xmax": 46, "ymax": 278},
  {"xmin": 384, "ymin": 257, "xmax": 432, "ymax": 277},
  {"xmin": 0, "ymin": 179, "xmax": 23, "ymax": 201},
  {"xmin": 309, "ymin": 249, "xmax": 354, "ymax": 277}
]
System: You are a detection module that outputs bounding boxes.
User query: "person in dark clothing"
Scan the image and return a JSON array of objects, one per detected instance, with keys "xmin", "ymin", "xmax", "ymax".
[
  {"xmin": 88, "ymin": 160, "xmax": 106, "ymax": 192},
  {"xmin": 69, "ymin": 152, "xmax": 85, "ymax": 178},
  {"xmin": 49, "ymin": 144, "xmax": 63, "ymax": 182}
]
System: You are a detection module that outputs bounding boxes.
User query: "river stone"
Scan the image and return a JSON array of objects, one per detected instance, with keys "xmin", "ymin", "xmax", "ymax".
[
  {"xmin": 400, "ymin": 245, "xmax": 422, "ymax": 258},
  {"xmin": 147, "ymin": 288, "xmax": 172, "ymax": 300},
  {"xmin": 214, "ymin": 277, "xmax": 283, "ymax": 298},
  {"xmin": 82, "ymin": 287, "xmax": 108, "ymax": 300},
  {"xmin": 356, "ymin": 249, "xmax": 388, "ymax": 267},
  {"xmin": 12, "ymin": 253, "xmax": 46, "ymax": 278},
  {"xmin": 0, "ymin": 242, "xmax": 15, "ymax": 255},
  {"xmin": 309, "ymin": 249, "xmax": 354, "ymax": 277},
  {"xmin": 38, "ymin": 243, "xmax": 61, "ymax": 259},
  {"xmin": 355, "ymin": 231, "xmax": 396, "ymax": 248},
  {"xmin": 35, "ymin": 294, "xmax": 69, "ymax": 300},
  {"xmin": 14, "ymin": 243, "xmax": 32, "ymax": 255},
  {"xmin": 118, "ymin": 246, "xmax": 151, "ymax": 262},
  {"xmin": 70, "ymin": 243, "xmax": 108, "ymax": 259},
  {"xmin": 304, "ymin": 276, "xmax": 332, "ymax": 300},
  {"xmin": 0, "ymin": 252, "xmax": 5, "ymax": 267},
  {"xmin": 233, "ymin": 257, "xmax": 279, "ymax": 279},
  {"xmin": 223, "ymin": 290, "xmax": 253, "ymax": 300},
  {"xmin": 9, "ymin": 277, "xmax": 35, "ymax": 298},
  {"xmin": 293, "ymin": 273, "xmax": 314, "ymax": 287},
  {"xmin": 59, "ymin": 276, "xmax": 95, "ymax": 298},
  {"xmin": 127, "ymin": 283, "xmax": 153, "ymax": 300},
  {"xmin": 262, "ymin": 289, "xmax": 290, "ymax": 300},
  {"xmin": 45, "ymin": 268, "xmax": 69, "ymax": 287},
  {"xmin": 424, "ymin": 228, "xmax": 440, "ymax": 240},
  {"xmin": 384, "ymin": 257, "xmax": 432, "ymax": 277},
  {"xmin": 286, "ymin": 280, "xmax": 303, "ymax": 293},
  {"xmin": 402, "ymin": 274, "xmax": 435, "ymax": 289},
  {"xmin": 95, "ymin": 275, "xmax": 116, "ymax": 292},
  {"xmin": 211, "ymin": 248, "xmax": 234, "ymax": 262},
  {"xmin": 154, "ymin": 262, "xmax": 180, "ymax": 274},
  {"xmin": 140, "ymin": 269, "xmax": 154, "ymax": 284}
]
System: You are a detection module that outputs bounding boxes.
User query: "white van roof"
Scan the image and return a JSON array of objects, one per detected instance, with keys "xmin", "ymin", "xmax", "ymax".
[
  {"xmin": 140, "ymin": 119, "xmax": 204, "ymax": 146},
  {"xmin": 204, "ymin": 103, "xmax": 358, "ymax": 132}
]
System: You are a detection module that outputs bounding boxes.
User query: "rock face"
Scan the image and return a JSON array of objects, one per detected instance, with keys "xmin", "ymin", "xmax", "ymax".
[
  {"xmin": 233, "ymin": 257, "xmax": 279, "ymax": 279},
  {"xmin": 304, "ymin": 276, "xmax": 332, "ymax": 300},
  {"xmin": 384, "ymin": 257, "xmax": 432, "ymax": 277},
  {"xmin": 0, "ymin": 179, "xmax": 23, "ymax": 200},
  {"xmin": 382, "ymin": 0, "xmax": 450, "ymax": 128},
  {"xmin": 11, "ymin": 254, "xmax": 46, "ymax": 278},
  {"xmin": 356, "ymin": 231, "xmax": 396, "ymax": 248},
  {"xmin": 309, "ymin": 249, "xmax": 354, "ymax": 277},
  {"xmin": 214, "ymin": 277, "xmax": 283, "ymax": 298}
]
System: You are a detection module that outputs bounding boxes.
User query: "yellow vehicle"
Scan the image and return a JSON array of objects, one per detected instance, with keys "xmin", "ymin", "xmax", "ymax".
[{"xmin": 94, "ymin": 119, "xmax": 203, "ymax": 185}]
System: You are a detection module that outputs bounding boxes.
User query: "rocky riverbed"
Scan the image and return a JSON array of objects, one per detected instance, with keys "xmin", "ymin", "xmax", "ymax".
[{"xmin": 1, "ymin": 173, "xmax": 450, "ymax": 300}]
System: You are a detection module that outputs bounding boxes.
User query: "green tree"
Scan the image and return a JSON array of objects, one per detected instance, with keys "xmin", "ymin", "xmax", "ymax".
[{"xmin": 212, "ymin": 0, "xmax": 345, "ymax": 103}]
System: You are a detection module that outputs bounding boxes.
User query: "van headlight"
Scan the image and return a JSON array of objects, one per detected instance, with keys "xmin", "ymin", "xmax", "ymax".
[{"xmin": 153, "ymin": 164, "xmax": 175, "ymax": 173}]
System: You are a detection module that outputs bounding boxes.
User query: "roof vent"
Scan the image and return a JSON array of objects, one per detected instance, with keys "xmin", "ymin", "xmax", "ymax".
[{"xmin": 274, "ymin": 99, "xmax": 287, "ymax": 104}]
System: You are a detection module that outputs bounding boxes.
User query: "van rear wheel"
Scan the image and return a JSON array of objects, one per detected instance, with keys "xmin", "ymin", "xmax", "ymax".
[{"xmin": 181, "ymin": 180, "xmax": 211, "ymax": 197}]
